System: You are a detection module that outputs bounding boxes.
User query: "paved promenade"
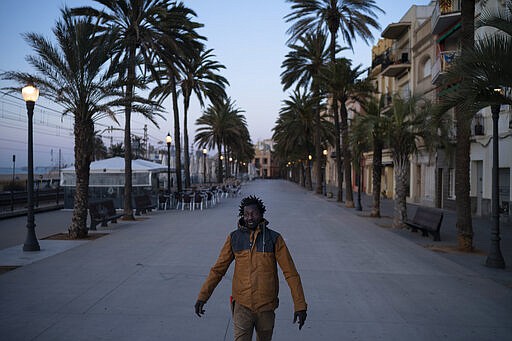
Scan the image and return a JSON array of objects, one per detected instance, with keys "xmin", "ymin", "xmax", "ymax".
[{"xmin": 0, "ymin": 180, "xmax": 511, "ymax": 340}]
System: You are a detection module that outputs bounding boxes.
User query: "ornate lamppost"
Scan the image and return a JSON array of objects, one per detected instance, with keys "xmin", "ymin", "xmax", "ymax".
[
  {"xmin": 202, "ymin": 149, "xmax": 207, "ymax": 184},
  {"xmin": 22, "ymin": 84, "xmax": 40, "ymax": 251},
  {"xmin": 166, "ymin": 133, "xmax": 172, "ymax": 202},
  {"xmin": 485, "ymin": 87, "xmax": 506, "ymax": 268},
  {"xmin": 322, "ymin": 149, "xmax": 328, "ymax": 195}
]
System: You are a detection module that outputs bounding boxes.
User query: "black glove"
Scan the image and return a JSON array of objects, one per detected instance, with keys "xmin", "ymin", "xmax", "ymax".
[
  {"xmin": 293, "ymin": 310, "xmax": 307, "ymax": 330},
  {"xmin": 195, "ymin": 300, "xmax": 206, "ymax": 317}
]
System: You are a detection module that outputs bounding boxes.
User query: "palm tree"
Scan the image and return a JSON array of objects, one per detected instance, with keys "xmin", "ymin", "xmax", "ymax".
[
  {"xmin": 93, "ymin": 134, "xmax": 108, "ymax": 161},
  {"xmin": 195, "ymin": 97, "xmax": 246, "ymax": 183},
  {"xmin": 281, "ymin": 30, "xmax": 330, "ymax": 193},
  {"xmin": 150, "ymin": 3, "xmax": 204, "ymax": 192},
  {"xmin": 441, "ymin": 0, "xmax": 510, "ymax": 251},
  {"xmin": 109, "ymin": 143, "xmax": 125, "ymax": 157},
  {"xmin": 273, "ymin": 90, "xmax": 334, "ymax": 189},
  {"xmin": 71, "ymin": 0, "xmax": 172, "ymax": 219},
  {"xmin": 382, "ymin": 95, "xmax": 444, "ymax": 228},
  {"xmin": 180, "ymin": 48, "xmax": 228, "ymax": 187},
  {"xmin": 2, "ymin": 8, "xmax": 120, "ymax": 238},
  {"xmin": 285, "ymin": 0, "xmax": 383, "ymax": 203},
  {"xmin": 358, "ymin": 96, "xmax": 386, "ymax": 217},
  {"xmin": 319, "ymin": 58, "xmax": 373, "ymax": 207}
]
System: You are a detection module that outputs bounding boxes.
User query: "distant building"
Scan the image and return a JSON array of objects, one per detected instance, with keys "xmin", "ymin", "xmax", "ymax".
[{"xmin": 252, "ymin": 139, "xmax": 278, "ymax": 178}]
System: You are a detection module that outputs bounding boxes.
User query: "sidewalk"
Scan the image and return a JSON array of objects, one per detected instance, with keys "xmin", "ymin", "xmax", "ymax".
[{"xmin": 0, "ymin": 179, "xmax": 511, "ymax": 340}]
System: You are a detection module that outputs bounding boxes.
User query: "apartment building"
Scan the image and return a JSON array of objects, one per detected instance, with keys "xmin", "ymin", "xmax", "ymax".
[
  {"xmin": 365, "ymin": 0, "xmax": 512, "ymax": 218},
  {"xmin": 367, "ymin": 2, "xmax": 436, "ymax": 204}
]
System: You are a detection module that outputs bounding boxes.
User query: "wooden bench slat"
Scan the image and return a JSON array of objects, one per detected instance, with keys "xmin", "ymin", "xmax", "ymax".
[{"xmin": 405, "ymin": 206, "xmax": 443, "ymax": 241}]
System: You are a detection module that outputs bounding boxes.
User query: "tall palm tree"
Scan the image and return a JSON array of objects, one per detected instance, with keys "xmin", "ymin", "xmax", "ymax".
[
  {"xmin": 150, "ymin": 3, "xmax": 204, "ymax": 192},
  {"xmin": 285, "ymin": 0, "xmax": 383, "ymax": 203},
  {"xmin": 382, "ymin": 95, "xmax": 443, "ymax": 227},
  {"xmin": 319, "ymin": 58, "xmax": 373, "ymax": 207},
  {"xmin": 358, "ymin": 96, "xmax": 385, "ymax": 217},
  {"xmin": 2, "ymin": 8, "xmax": 121, "ymax": 238},
  {"xmin": 273, "ymin": 90, "xmax": 334, "ymax": 190},
  {"xmin": 195, "ymin": 97, "xmax": 246, "ymax": 183},
  {"xmin": 281, "ymin": 30, "xmax": 330, "ymax": 193},
  {"xmin": 442, "ymin": 0, "xmax": 508, "ymax": 251},
  {"xmin": 71, "ymin": 0, "xmax": 172, "ymax": 219},
  {"xmin": 180, "ymin": 48, "xmax": 228, "ymax": 187}
]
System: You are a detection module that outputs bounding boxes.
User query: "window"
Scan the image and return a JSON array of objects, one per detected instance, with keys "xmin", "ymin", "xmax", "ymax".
[
  {"xmin": 263, "ymin": 158, "xmax": 268, "ymax": 165},
  {"xmin": 448, "ymin": 168, "xmax": 456, "ymax": 199},
  {"xmin": 421, "ymin": 57, "xmax": 431, "ymax": 79}
]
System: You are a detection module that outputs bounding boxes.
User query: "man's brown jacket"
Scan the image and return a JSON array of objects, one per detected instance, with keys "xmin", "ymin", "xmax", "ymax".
[{"xmin": 197, "ymin": 219, "xmax": 307, "ymax": 313}]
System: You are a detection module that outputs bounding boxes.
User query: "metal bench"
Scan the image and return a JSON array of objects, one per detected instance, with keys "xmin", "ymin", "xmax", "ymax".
[
  {"xmin": 404, "ymin": 206, "xmax": 444, "ymax": 241},
  {"xmin": 88, "ymin": 199, "xmax": 123, "ymax": 230}
]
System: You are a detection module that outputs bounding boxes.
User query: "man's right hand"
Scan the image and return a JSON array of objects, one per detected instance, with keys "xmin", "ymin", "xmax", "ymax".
[{"xmin": 195, "ymin": 300, "xmax": 206, "ymax": 317}]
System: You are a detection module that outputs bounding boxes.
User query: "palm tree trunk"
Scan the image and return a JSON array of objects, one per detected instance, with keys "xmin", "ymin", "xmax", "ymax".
[
  {"xmin": 341, "ymin": 103, "xmax": 354, "ymax": 207},
  {"xmin": 69, "ymin": 118, "xmax": 94, "ymax": 238},
  {"xmin": 183, "ymin": 93, "xmax": 191, "ymax": 188},
  {"xmin": 329, "ymin": 32, "xmax": 343, "ymax": 202},
  {"xmin": 123, "ymin": 47, "xmax": 136, "ymax": 220},
  {"xmin": 371, "ymin": 139, "xmax": 383, "ymax": 217},
  {"xmin": 455, "ymin": 0, "xmax": 475, "ymax": 251},
  {"xmin": 170, "ymin": 75, "xmax": 183, "ymax": 192},
  {"xmin": 306, "ymin": 159, "xmax": 313, "ymax": 191},
  {"xmin": 393, "ymin": 155, "xmax": 409, "ymax": 228},
  {"xmin": 314, "ymin": 88, "xmax": 322, "ymax": 194}
]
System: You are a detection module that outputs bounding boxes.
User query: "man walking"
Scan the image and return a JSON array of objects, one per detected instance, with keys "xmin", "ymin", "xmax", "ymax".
[{"xmin": 195, "ymin": 195, "xmax": 307, "ymax": 340}]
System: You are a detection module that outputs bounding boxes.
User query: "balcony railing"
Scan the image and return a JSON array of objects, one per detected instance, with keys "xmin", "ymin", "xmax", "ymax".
[
  {"xmin": 432, "ymin": 0, "xmax": 462, "ymax": 35},
  {"xmin": 380, "ymin": 48, "xmax": 411, "ymax": 77},
  {"xmin": 432, "ymin": 50, "xmax": 459, "ymax": 84}
]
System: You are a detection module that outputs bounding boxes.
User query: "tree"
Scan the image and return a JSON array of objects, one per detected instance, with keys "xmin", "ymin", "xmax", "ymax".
[
  {"xmin": 440, "ymin": 0, "xmax": 511, "ymax": 251},
  {"xmin": 2, "ymin": 8, "xmax": 120, "ymax": 238},
  {"xmin": 281, "ymin": 30, "xmax": 330, "ymax": 193},
  {"xmin": 180, "ymin": 48, "xmax": 228, "ymax": 187},
  {"xmin": 286, "ymin": 0, "xmax": 383, "ymax": 203},
  {"xmin": 109, "ymin": 143, "xmax": 125, "ymax": 157},
  {"xmin": 195, "ymin": 97, "xmax": 246, "ymax": 183},
  {"xmin": 72, "ymin": 0, "xmax": 170, "ymax": 219},
  {"xmin": 93, "ymin": 134, "xmax": 108, "ymax": 161},
  {"xmin": 272, "ymin": 90, "xmax": 335, "ymax": 189},
  {"xmin": 382, "ymin": 95, "xmax": 445, "ymax": 227},
  {"xmin": 319, "ymin": 58, "xmax": 373, "ymax": 207},
  {"xmin": 357, "ymin": 96, "xmax": 386, "ymax": 217},
  {"xmin": 150, "ymin": 2, "xmax": 204, "ymax": 192}
]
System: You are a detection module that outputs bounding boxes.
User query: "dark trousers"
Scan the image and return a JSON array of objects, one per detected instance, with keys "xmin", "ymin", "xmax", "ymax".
[{"xmin": 233, "ymin": 302, "xmax": 275, "ymax": 341}]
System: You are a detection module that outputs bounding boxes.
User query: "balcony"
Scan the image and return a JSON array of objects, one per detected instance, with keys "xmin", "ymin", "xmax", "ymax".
[
  {"xmin": 381, "ymin": 22, "xmax": 411, "ymax": 40},
  {"xmin": 432, "ymin": 0, "xmax": 461, "ymax": 35},
  {"xmin": 380, "ymin": 49, "xmax": 411, "ymax": 77},
  {"xmin": 432, "ymin": 50, "xmax": 459, "ymax": 84}
]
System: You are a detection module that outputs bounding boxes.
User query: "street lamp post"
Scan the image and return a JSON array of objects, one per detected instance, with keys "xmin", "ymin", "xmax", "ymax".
[
  {"xmin": 22, "ymin": 84, "xmax": 40, "ymax": 251},
  {"xmin": 322, "ymin": 149, "xmax": 328, "ymax": 195},
  {"xmin": 166, "ymin": 133, "xmax": 172, "ymax": 207},
  {"xmin": 355, "ymin": 154, "xmax": 363, "ymax": 211},
  {"xmin": 202, "ymin": 149, "xmax": 207, "ymax": 184},
  {"xmin": 11, "ymin": 154, "xmax": 15, "ymax": 211},
  {"xmin": 485, "ymin": 94, "xmax": 506, "ymax": 268}
]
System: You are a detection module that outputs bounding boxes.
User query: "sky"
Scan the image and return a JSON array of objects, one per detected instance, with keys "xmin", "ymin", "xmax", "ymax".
[{"xmin": 0, "ymin": 0, "xmax": 432, "ymax": 169}]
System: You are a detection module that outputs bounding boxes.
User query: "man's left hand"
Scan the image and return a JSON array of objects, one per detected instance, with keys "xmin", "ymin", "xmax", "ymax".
[{"xmin": 293, "ymin": 310, "xmax": 307, "ymax": 330}]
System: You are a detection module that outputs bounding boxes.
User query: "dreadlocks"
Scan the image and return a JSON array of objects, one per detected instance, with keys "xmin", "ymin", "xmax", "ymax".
[{"xmin": 239, "ymin": 195, "xmax": 266, "ymax": 217}]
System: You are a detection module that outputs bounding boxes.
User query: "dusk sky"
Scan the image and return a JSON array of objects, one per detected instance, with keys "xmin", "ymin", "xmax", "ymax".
[{"xmin": 0, "ymin": 0, "xmax": 431, "ymax": 169}]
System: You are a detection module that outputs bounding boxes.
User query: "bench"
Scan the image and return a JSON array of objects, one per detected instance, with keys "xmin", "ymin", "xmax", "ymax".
[
  {"xmin": 404, "ymin": 206, "xmax": 444, "ymax": 241},
  {"xmin": 88, "ymin": 199, "xmax": 123, "ymax": 230},
  {"xmin": 134, "ymin": 194, "xmax": 157, "ymax": 215}
]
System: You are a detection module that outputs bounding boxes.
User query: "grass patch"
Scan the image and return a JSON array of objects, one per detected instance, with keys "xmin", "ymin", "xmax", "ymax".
[
  {"xmin": 0, "ymin": 266, "xmax": 20, "ymax": 275},
  {"xmin": 42, "ymin": 233, "xmax": 109, "ymax": 241}
]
